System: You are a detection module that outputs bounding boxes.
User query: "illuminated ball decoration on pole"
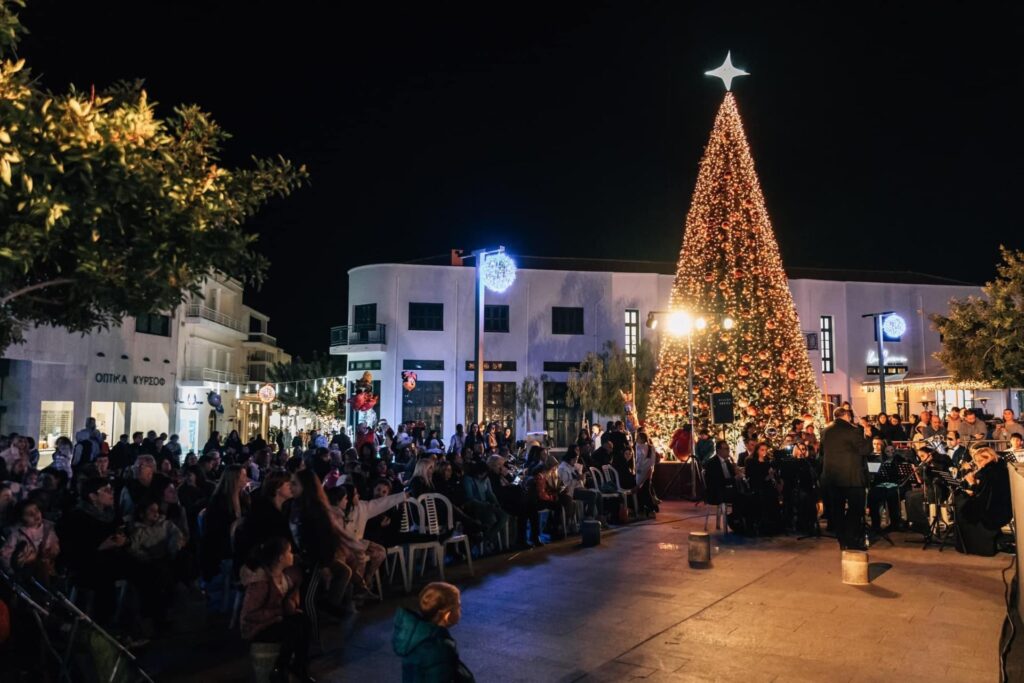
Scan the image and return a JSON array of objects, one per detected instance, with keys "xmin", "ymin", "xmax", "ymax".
[
  {"xmin": 882, "ymin": 314, "xmax": 906, "ymax": 339},
  {"xmin": 480, "ymin": 252, "xmax": 517, "ymax": 293},
  {"xmin": 645, "ymin": 54, "xmax": 822, "ymax": 445}
]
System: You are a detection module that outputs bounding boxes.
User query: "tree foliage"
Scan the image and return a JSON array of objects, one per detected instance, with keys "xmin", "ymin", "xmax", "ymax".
[
  {"xmin": 516, "ymin": 375, "xmax": 543, "ymax": 433},
  {"xmin": 0, "ymin": 1, "xmax": 307, "ymax": 350},
  {"xmin": 566, "ymin": 340, "xmax": 657, "ymax": 422},
  {"xmin": 932, "ymin": 246, "xmax": 1024, "ymax": 387},
  {"xmin": 268, "ymin": 353, "xmax": 347, "ymax": 419}
]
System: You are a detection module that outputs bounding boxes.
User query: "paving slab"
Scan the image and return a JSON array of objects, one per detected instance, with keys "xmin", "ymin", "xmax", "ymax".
[{"xmin": 148, "ymin": 501, "xmax": 1009, "ymax": 682}]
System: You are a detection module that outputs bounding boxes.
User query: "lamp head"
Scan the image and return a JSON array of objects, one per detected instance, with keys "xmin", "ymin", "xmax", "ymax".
[{"xmin": 667, "ymin": 311, "xmax": 693, "ymax": 336}]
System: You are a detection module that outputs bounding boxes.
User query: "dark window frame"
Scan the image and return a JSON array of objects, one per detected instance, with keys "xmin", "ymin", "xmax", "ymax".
[
  {"xmin": 484, "ymin": 304, "xmax": 510, "ymax": 333},
  {"xmin": 552, "ymin": 306, "xmax": 584, "ymax": 335},
  {"xmin": 409, "ymin": 302, "xmax": 444, "ymax": 331},
  {"xmin": 135, "ymin": 313, "xmax": 171, "ymax": 337},
  {"xmin": 820, "ymin": 315, "xmax": 835, "ymax": 374}
]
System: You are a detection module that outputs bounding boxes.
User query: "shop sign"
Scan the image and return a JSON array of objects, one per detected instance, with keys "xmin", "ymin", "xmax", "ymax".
[{"xmin": 94, "ymin": 372, "xmax": 166, "ymax": 386}]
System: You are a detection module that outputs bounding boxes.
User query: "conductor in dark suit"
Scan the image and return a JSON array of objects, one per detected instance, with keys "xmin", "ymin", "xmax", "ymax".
[{"xmin": 820, "ymin": 408, "xmax": 873, "ymax": 550}]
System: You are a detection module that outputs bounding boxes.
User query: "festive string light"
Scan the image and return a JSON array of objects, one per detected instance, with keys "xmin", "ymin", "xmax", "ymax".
[
  {"xmin": 480, "ymin": 252, "xmax": 517, "ymax": 293},
  {"xmin": 646, "ymin": 92, "xmax": 822, "ymax": 445},
  {"xmin": 882, "ymin": 314, "xmax": 907, "ymax": 339}
]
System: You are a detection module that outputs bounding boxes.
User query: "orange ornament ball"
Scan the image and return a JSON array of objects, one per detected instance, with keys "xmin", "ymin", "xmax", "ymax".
[
  {"xmin": 716, "ymin": 352, "xmax": 727, "ymax": 362},
  {"xmin": 760, "ymin": 369, "xmax": 771, "ymax": 378},
  {"xmin": 757, "ymin": 350, "xmax": 769, "ymax": 360},
  {"xmin": 738, "ymin": 366, "xmax": 750, "ymax": 376},
  {"xmin": 741, "ymin": 353, "xmax": 752, "ymax": 363},
  {"xmin": 716, "ymin": 374, "xmax": 726, "ymax": 383}
]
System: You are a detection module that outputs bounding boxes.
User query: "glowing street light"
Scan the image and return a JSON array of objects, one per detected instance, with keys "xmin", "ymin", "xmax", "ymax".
[{"xmin": 667, "ymin": 311, "xmax": 693, "ymax": 336}]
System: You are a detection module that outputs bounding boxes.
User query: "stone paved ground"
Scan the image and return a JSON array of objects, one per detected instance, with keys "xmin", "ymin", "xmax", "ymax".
[{"xmin": 150, "ymin": 501, "xmax": 1010, "ymax": 682}]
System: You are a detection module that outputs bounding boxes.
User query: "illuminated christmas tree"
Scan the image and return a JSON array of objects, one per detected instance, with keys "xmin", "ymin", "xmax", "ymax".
[{"xmin": 646, "ymin": 73, "xmax": 821, "ymax": 444}]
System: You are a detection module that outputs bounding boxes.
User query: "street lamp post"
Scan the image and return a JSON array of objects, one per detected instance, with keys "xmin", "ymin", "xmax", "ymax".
[
  {"xmin": 464, "ymin": 247, "xmax": 516, "ymax": 427},
  {"xmin": 862, "ymin": 311, "xmax": 901, "ymax": 416}
]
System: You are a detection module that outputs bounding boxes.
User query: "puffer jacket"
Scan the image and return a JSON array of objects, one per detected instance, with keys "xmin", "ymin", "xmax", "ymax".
[
  {"xmin": 392, "ymin": 607, "xmax": 474, "ymax": 682},
  {"xmin": 238, "ymin": 565, "xmax": 302, "ymax": 640}
]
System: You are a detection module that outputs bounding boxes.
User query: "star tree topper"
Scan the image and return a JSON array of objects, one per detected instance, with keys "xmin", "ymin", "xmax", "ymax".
[{"xmin": 705, "ymin": 51, "xmax": 749, "ymax": 91}]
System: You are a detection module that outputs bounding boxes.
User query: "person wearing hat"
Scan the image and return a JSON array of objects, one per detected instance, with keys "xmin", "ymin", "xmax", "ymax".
[{"xmin": 56, "ymin": 478, "xmax": 133, "ymax": 625}]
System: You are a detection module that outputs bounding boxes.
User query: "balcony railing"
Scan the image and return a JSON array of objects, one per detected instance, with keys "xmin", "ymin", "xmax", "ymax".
[
  {"xmin": 247, "ymin": 332, "xmax": 277, "ymax": 346},
  {"xmin": 185, "ymin": 304, "xmax": 244, "ymax": 332},
  {"xmin": 330, "ymin": 323, "xmax": 387, "ymax": 347},
  {"xmin": 247, "ymin": 350, "xmax": 276, "ymax": 363},
  {"xmin": 181, "ymin": 367, "xmax": 248, "ymax": 385}
]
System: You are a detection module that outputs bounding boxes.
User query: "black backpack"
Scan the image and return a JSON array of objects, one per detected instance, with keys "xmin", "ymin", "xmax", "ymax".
[{"xmin": 75, "ymin": 438, "xmax": 94, "ymax": 465}]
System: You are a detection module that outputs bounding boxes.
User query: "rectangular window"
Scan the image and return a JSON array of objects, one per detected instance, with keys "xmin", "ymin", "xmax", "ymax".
[
  {"xmin": 543, "ymin": 361, "xmax": 581, "ymax": 373},
  {"xmin": 39, "ymin": 400, "xmax": 74, "ymax": 451},
  {"xmin": 249, "ymin": 317, "xmax": 264, "ymax": 333},
  {"xmin": 130, "ymin": 402, "xmax": 170, "ymax": 436},
  {"xmin": 135, "ymin": 313, "xmax": 171, "ymax": 337},
  {"xmin": 348, "ymin": 360, "xmax": 382, "ymax": 372},
  {"xmin": 465, "ymin": 361, "xmax": 517, "ymax": 372},
  {"xmin": 805, "ymin": 332, "xmax": 818, "ymax": 351},
  {"xmin": 624, "ymin": 309, "xmax": 640, "ymax": 365},
  {"xmin": 552, "ymin": 306, "xmax": 584, "ymax": 335},
  {"xmin": 353, "ymin": 303, "xmax": 377, "ymax": 327},
  {"xmin": 484, "ymin": 304, "xmax": 510, "ymax": 333},
  {"xmin": 819, "ymin": 315, "xmax": 835, "ymax": 374},
  {"xmin": 403, "ymin": 359, "xmax": 445, "ymax": 371},
  {"xmin": 402, "ymin": 380, "xmax": 444, "ymax": 433},
  {"xmin": 465, "ymin": 381, "xmax": 516, "ymax": 429},
  {"xmin": 409, "ymin": 302, "xmax": 443, "ymax": 331}
]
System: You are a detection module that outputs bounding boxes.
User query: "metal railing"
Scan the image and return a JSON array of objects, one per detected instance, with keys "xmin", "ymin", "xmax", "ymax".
[
  {"xmin": 185, "ymin": 304, "xmax": 244, "ymax": 332},
  {"xmin": 181, "ymin": 367, "xmax": 248, "ymax": 385},
  {"xmin": 247, "ymin": 350, "xmax": 276, "ymax": 363},
  {"xmin": 247, "ymin": 332, "xmax": 277, "ymax": 346},
  {"xmin": 330, "ymin": 323, "xmax": 387, "ymax": 347}
]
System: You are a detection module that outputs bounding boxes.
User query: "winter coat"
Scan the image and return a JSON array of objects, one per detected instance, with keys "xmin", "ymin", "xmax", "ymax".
[
  {"xmin": 238, "ymin": 565, "xmax": 302, "ymax": 640},
  {"xmin": 330, "ymin": 492, "xmax": 406, "ymax": 541},
  {"xmin": 392, "ymin": 607, "xmax": 474, "ymax": 682},
  {"xmin": 128, "ymin": 518, "xmax": 184, "ymax": 562}
]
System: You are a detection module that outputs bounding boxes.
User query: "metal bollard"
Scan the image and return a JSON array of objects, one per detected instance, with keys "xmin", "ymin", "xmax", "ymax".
[{"xmin": 688, "ymin": 531, "xmax": 711, "ymax": 568}]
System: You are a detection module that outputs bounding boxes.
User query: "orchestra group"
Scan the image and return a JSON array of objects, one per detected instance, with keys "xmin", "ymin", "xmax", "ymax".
[{"xmin": 691, "ymin": 406, "xmax": 1017, "ymax": 556}]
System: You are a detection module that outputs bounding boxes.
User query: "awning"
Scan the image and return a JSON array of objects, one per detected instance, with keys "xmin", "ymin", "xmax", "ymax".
[{"xmin": 859, "ymin": 371, "xmax": 998, "ymax": 392}]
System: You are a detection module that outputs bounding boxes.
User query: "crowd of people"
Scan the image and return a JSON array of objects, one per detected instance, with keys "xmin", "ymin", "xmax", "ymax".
[
  {"xmin": 0, "ymin": 415, "xmax": 660, "ymax": 681},
  {"xmin": 696, "ymin": 405, "xmax": 1017, "ymax": 556}
]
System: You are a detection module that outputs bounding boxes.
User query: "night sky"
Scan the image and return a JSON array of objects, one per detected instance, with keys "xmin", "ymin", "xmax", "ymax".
[{"xmin": 17, "ymin": 1, "xmax": 1024, "ymax": 357}]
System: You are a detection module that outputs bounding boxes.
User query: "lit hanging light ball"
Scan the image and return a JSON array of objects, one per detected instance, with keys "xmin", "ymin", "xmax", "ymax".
[
  {"xmin": 667, "ymin": 311, "xmax": 693, "ymax": 336},
  {"xmin": 481, "ymin": 252, "xmax": 517, "ymax": 293},
  {"xmin": 882, "ymin": 314, "xmax": 906, "ymax": 338}
]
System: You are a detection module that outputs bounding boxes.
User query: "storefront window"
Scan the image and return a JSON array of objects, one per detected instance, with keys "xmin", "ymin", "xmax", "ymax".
[
  {"xmin": 39, "ymin": 400, "xmax": 74, "ymax": 451},
  {"xmin": 91, "ymin": 401, "xmax": 126, "ymax": 439},
  {"xmin": 464, "ymin": 382, "xmax": 516, "ymax": 429},
  {"xmin": 130, "ymin": 402, "xmax": 170, "ymax": 435},
  {"xmin": 402, "ymin": 381, "xmax": 444, "ymax": 433}
]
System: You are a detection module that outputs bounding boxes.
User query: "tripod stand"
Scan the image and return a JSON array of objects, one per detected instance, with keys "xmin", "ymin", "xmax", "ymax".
[{"xmin": 659, "ymin": 455, "xmax": 705, "ymax": 502}]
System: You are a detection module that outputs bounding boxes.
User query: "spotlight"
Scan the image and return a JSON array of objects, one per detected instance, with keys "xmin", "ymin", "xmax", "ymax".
[
  {"xmin": 645, "ymin": 312, "xmax": 658, "ymax": 330},
  {"xmin": 667, "ymin": 311, "xmax": 693, "ymax": 336},
  {"xmin": 723, "ymin": 317, "xmax": 735, "ymax": 330}
]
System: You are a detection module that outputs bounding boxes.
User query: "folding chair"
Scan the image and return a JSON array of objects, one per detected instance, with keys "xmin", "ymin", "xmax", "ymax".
[{"xmin": 398, "ymin": 500, "xmax": 444, "ymax": 585}]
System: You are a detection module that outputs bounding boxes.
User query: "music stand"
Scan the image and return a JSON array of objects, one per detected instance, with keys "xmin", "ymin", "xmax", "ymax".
[{"xmin": 918, "ymin": 470, "xmax": 960, "ymax": 551}]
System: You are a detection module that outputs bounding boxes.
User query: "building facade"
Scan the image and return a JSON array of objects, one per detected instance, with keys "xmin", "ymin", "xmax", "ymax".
[
  {"xmin": 0, "ymin": 275, "xmax": 291, "ymax": 459},
  {"xmin": 330, "ymin": 257, "xmax": 1020, "ymax": 446}
]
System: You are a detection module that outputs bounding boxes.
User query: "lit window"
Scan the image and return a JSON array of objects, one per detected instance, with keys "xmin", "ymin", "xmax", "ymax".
[
  {"xmin": 625, "ymin": 310, "xmax": 640, "ymax": 365},
  {"xmin": 820, "ymin": 315, "xmax": 834, "ymax": 374}
]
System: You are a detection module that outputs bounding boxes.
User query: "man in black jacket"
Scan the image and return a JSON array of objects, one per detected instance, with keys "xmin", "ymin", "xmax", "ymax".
[{"xmin": 820, "ymin": 408, "xmax": 872, "ymax": 550}]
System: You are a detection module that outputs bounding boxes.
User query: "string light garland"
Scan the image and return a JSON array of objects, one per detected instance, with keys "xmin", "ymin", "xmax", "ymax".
[{"xmin": 645, "ymin": 92, "xmax": 822, "ymax": 445}]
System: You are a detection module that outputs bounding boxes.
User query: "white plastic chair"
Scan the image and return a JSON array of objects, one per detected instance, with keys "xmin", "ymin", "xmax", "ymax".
[
  {"xmin": 417, "ymin": 493, "xmax": 474, "ymax": 577},
  {"xmin": 589, "ymin": 467, "xmax": 626, "ymax": 516},
  {"xmin": 602, "ymin": 465, "xmax": 639, "ymax": 519},
  {"xmin": 383, "ymin": 545, "xmax": 410, "ymax": 594},
  {"xmin": 397, "ymin": 500, "xmax": 444, "ymax": 585}
]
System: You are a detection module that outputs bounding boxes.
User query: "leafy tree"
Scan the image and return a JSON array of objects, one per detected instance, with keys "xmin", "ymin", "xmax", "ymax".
[
  {"xmin": 0, "ymin": 1, "xmax": 306, "ymax": 351},
  {"xmin": 932, "ymin": 247, "xmax": 1024, "ymax": 387},
  {"xmin": 566, "ymin": 340, "xmax": 657, "ymax": 424},
  {"xmin": 516, "ymin": 375, "xmax": 544, "ymax": 433},
  {"xmin": 268, "ymin": 353, "xmax": 347, "ymax": 419}
]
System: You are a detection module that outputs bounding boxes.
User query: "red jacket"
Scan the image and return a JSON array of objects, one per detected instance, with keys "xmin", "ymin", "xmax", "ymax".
[{"xmin": 239, "ymin": 565, "xmax": 302, "ymax": 640}]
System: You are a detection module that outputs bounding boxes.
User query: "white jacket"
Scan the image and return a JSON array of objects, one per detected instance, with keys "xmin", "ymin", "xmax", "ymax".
[{"xmin": 331, "ymin": 491, "xmax": 407, "ymax": 541}]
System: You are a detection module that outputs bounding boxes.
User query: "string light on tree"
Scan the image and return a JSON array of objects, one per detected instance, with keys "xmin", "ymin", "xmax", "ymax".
[{"xmin": 646, "ymin": 55, "xmax": 822, "ymax": 445}]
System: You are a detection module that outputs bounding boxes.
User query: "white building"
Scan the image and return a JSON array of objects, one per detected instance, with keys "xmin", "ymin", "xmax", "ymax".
[
  {"xmin": 174, "ymin": 276, "xmax": 291, "ymax": 454},
  {"xmin": 330, "ymin": 255, "xmax": 1020, "ymax": 446},
  {"xmin": 0, "ymin": 275, "xmax": 290, "ymax": 458}
]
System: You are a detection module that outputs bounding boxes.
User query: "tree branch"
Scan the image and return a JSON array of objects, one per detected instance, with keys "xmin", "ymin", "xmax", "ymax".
[{"xmin": 0, "ymin": 279, "xmax": 75, "ymax": 305}]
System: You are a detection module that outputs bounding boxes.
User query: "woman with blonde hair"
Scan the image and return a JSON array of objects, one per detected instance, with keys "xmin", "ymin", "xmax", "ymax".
[
  {"xmin": 200, "ymin": 464, "xmax": 249, "ymax": 582},
  {"xmin": 954, "ymin": 447, "xmax": 1012, "ymax": 556},
  {"xmin": 407, "ymin": 458, "xmax": 435, "ymax": 498},
  {"xmin": 393, "ymin": 581, "xmax": 474, "ymax": 682}
]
